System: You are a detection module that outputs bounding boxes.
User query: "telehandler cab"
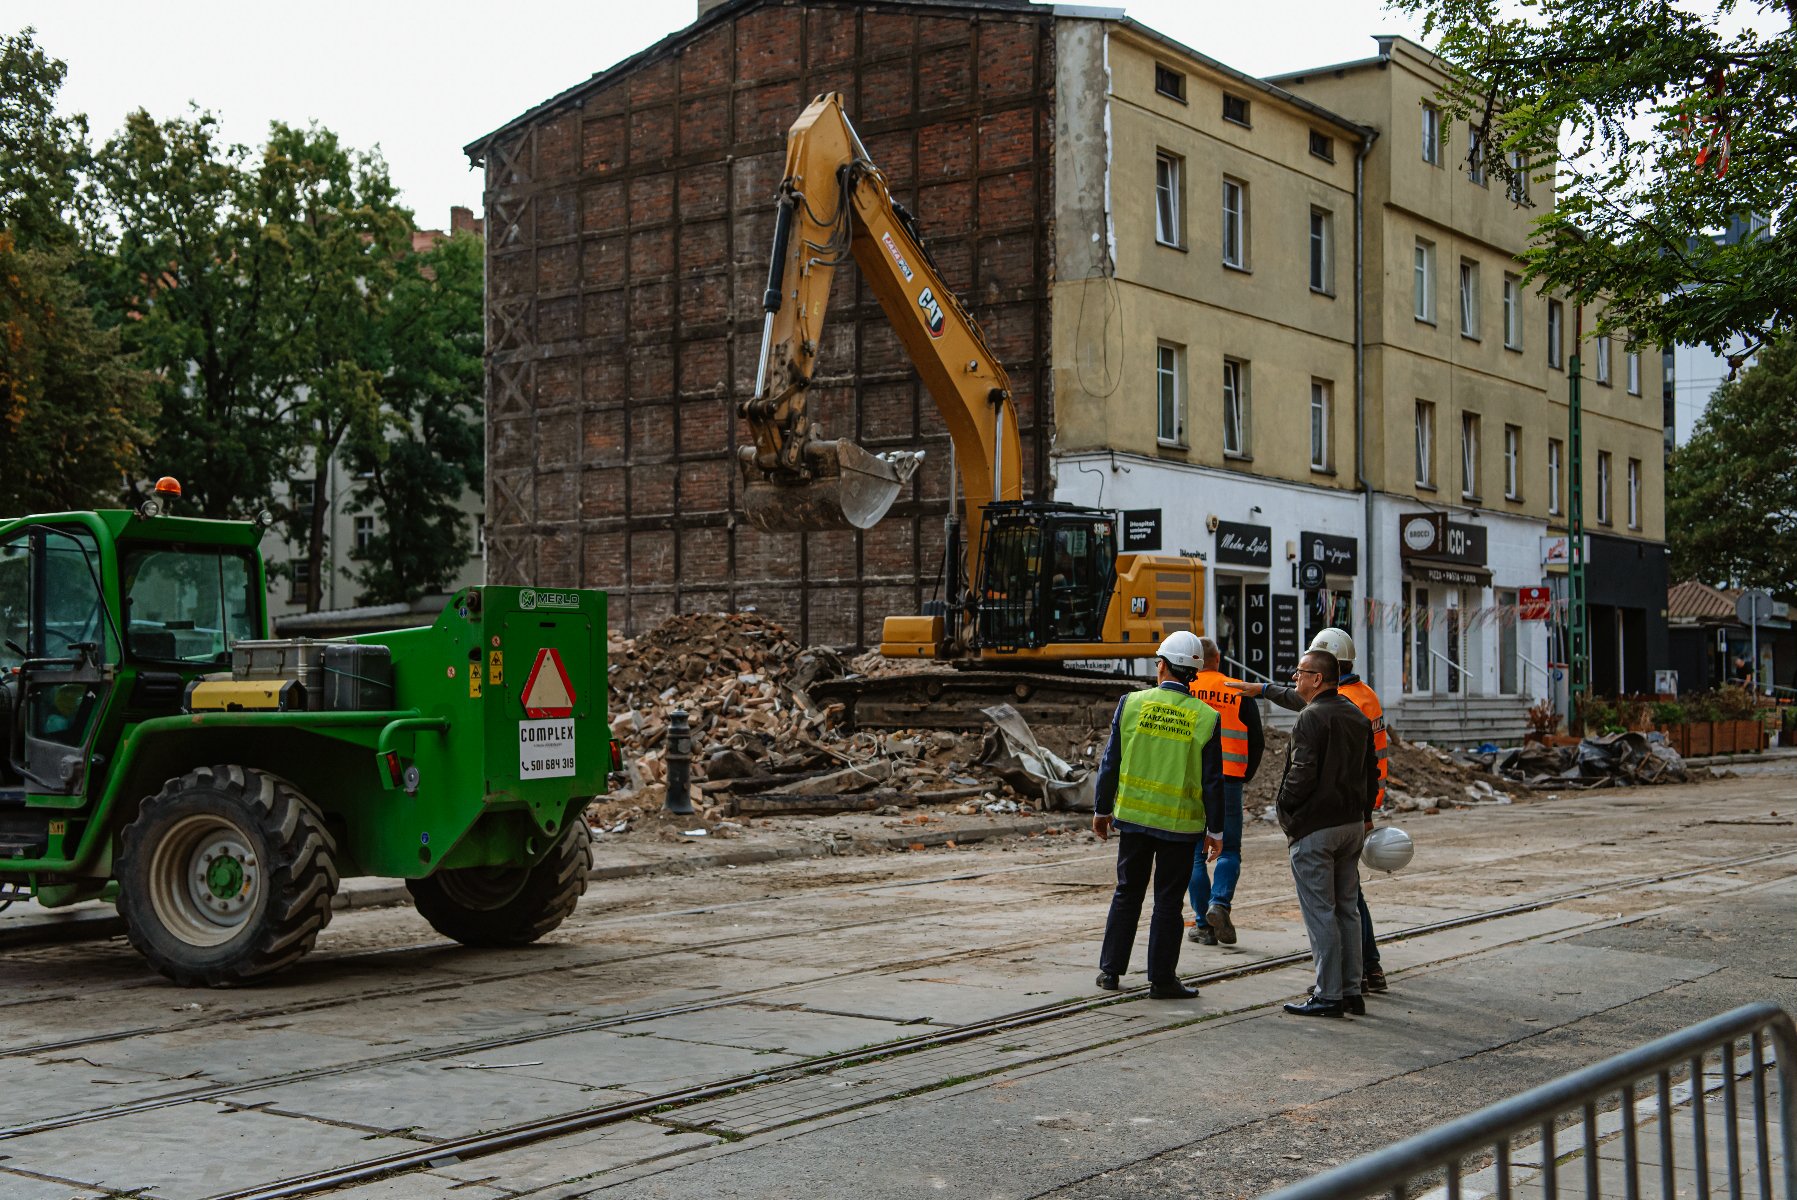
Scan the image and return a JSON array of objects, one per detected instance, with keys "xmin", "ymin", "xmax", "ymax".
[{"xmin": 0, "ymin": 482, "xmax": 608, "ymax": 985}]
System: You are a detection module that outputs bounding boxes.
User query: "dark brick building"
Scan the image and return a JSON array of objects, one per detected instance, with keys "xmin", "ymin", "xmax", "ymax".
[{"xmin": 464, "ymin": 0, "xmax": 1056, "ymax": 644}]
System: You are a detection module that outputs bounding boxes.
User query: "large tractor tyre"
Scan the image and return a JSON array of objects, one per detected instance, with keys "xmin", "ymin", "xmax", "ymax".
[
  {"xmin": 405, "ymin": 819, "xmax": 591, "ymax": 948},
  {"xmin": 117, "ymin": 766, "xmax": 340, "ymax": 987}
]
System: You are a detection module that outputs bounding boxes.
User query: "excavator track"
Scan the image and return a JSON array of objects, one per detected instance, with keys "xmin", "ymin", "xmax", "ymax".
[{"xmin": 810, "ymin": 668, "xmax": 1149, "ymax": 731}]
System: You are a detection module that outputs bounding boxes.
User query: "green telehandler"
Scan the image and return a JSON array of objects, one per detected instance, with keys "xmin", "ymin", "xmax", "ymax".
[{"xmin": 0, "ymin": 482, "xmax": 608, "ymax": 985}]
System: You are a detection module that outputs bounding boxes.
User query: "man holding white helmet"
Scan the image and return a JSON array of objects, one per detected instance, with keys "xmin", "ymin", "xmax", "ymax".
[
  {"xmin": 1233, "ymin": 627, "xmax": 1390, "ymax": 995},
  {"xmin": 1092, "ymin": 630, "xmax": 1225, "ymax": 1000}
]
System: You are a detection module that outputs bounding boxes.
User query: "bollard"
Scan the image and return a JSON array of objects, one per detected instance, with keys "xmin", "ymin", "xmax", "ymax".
[{"xmin": 663, "ymin": 708, "xmax": 695, "ymax": 816}]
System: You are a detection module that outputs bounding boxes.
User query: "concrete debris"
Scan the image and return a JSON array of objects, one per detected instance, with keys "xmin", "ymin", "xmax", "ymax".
[
  {"xmin": 1494, "ymin": 731, "xmax": 1696, "ymax": 789},
  {"xmin": 976, "ymin": 704, "xmax": 1095, "ymax": 812}
]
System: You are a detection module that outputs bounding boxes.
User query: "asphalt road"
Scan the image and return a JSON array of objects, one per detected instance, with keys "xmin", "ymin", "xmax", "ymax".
[{"xmin": 1, "ymin": 766, "xmax": 1792, "ymax": 1200}]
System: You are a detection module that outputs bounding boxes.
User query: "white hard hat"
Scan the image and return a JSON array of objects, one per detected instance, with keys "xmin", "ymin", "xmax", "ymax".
[
  {"xmin": 1155, "ymin": 630, "xmax": 1202, "ymax": 670},
  {"xmin": 1308, "ymin": 627, "xmax": 1357, "ymax": 663},
  {"xmin": 1361, "ymin": 826, "xmax": 1414, "ymax": 873}
]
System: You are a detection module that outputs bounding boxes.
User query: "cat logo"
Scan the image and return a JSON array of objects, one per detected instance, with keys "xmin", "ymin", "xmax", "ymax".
[
  {"xmin": 917, "ymin": 287, "xmax": 946, "ymax": 338},
  {"xmin": 1130, "ymin": 597, "xmax": 1148, "ymax": 616}
]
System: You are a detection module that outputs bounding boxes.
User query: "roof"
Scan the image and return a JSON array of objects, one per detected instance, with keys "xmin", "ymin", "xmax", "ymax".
[
  {"xmin": 1667, "ymin": 579, "xmax": 1737, "ymax": 623},
  {"xmin": 465, "ymin": 0, "xmax": 1374, "ymax": 163}
]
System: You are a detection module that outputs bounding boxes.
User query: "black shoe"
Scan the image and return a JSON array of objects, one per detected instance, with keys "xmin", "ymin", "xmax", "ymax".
[
  {"xmin": 1095, "ymin": 972, "xmax": 1121, "ymax": 991},
  {"xmin": 1364, "ymin": 968, "xmax": 1388, "ymax": 993},
  {"xmin": 1344, "ymin": 995, "xmax": 1367, "ymax": 1016},
  {"xmin": 1148, "ymin": 980, "xmax": 1199, "ymax": 1000},
  {"xmin": 1188, "ymin": 923, "xmax": 1218, "ymax": 946},
  {"xmin": 1206, "ymin": 904, "xmax": 1237, "ymax": 945},
  {"xmin": 1283, "ymin": 998, "xmax": 1345, "ymax": 1018}
]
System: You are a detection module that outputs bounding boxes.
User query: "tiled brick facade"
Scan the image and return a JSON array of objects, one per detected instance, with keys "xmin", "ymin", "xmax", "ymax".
[{"xmin": 467, "ymin": 0, "xmax": 1054, "ymax": 644}]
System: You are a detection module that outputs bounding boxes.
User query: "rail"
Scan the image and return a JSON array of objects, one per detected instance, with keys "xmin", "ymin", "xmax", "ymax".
[
  {"xmin": 1259, "ymin": 1001, "xmax": 1797, "ymax": 1200},
  {"xmin": 1425, "ymin": 646, "xmax": 1474, "ymax": 738}
]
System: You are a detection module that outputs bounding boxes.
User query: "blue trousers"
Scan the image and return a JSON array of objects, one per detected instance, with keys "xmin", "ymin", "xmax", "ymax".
[{"xmin": 1188, "ymin": 778, "xmax": 1244, "ymax": 913}]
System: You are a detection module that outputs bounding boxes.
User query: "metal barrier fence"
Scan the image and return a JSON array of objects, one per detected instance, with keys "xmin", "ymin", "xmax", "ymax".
[{"xmin": 1260, "ymin": 1001, "xmax": 1797, "ymax": 1200}]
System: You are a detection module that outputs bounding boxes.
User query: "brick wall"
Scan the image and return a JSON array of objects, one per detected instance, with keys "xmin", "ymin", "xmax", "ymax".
[{"xmin": 476, "ymin": 0, "xmax": 1054, "ymax": 645}]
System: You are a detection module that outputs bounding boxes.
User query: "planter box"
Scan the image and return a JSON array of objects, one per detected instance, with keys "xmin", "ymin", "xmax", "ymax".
[{"xmin": 1655, "ymin": 720, "xmax": 1764, "ymax": 758}]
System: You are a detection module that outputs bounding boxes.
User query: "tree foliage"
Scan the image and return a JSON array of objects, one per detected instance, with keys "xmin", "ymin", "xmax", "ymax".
[
  {"xmin": 1667, "ymin": 335, "xmax": 1797, "ymax": 592},
  {"xmin": 344, "ymin": 232, "xmax": 485, "ymax": 604},
  {"xmin": 0, "ymin": 28, "xmax": 88, "ymax": 250},
  {"xmin": 1392, "ymin": 0, "xmax": 1797, "ymax": 359}
]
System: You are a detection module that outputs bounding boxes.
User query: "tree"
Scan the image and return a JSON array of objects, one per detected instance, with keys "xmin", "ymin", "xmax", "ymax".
[
  {"xmin": 1391, "ymin": 0, "xmax": 1797, "ymax": 360},
  {"xmin": 343, "ymin": 232, "xmax": 485, "ymax": 604},
  {"xmin": 1667, "ymin": 335, "xmax": 1797, "ymax": 593},
  {"xmin": 0, "ymin": 28, "xmax": 151, "ymax": 511}
]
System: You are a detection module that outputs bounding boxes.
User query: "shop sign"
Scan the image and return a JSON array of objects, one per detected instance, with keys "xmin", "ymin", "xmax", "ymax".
[
  {"xmin": 1399, "ymin": 513, "xmax": 1486, "ymax": 564},
  {"xmin": 1297, "ymin": 560, "xmax": 1326, "ymax": 591},
  {"xmin": 1272, "ymin": 595, "xmax": 1301, "ymax": 677},
  {"xmin": 1300, "ymin": 531, "xmax": 1358, "ymax": 575},
  {"xmin": 1518, "ymin": 586, "xmax": 1552, "ymax": 620},
  {"xmin": 1121, "ymin": 509, "xmax": 1162, "ymax": 552},
  {"xmin": 1539, "ymin": 534, "xmax": 1591, "ymax": 566},
  {"xmin": 1215, "ymin": 521, "xmax": 1272, "ymax": 568},
  {"xmin": 1244, "ymin": 584, "xmax": 1271, "ymax": 681},
  {"xmin": 1414, "ymin": 564, "xmax": 1489, "ymax": 585}
]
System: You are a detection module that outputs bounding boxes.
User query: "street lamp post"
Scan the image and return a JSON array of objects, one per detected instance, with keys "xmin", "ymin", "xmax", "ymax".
[{"xmin": 1568, "ymin": 304, "xmax": 1590, "ymax": 726}]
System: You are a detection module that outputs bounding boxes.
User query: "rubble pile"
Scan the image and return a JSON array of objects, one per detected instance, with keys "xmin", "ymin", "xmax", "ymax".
[
  {"xmin": 1242, "ymin": 728, "xmax": 1532, "ymax": 820},
  {"xmin": 1490, "ymin": 731, "xmax": 1699, "ymax": 789},
  {"xmin": 595, "ymin": 614, "xmax": 1102, "ymax": 836}
]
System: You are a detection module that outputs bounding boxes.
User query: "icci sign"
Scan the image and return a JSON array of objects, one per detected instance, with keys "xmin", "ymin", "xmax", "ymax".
[{"xmin": 1398, "ymin": 513, "xmax": 1486, "ymax": 564}]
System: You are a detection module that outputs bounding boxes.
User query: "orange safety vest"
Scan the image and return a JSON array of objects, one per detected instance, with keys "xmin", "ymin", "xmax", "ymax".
[
  {"xmin": 1187, "ymin": 669, "xmax": 1252, "ymax": 779},
  {"xmin": 1339, "ymin": 678, "xmax": 1389, "ymax": 808}
]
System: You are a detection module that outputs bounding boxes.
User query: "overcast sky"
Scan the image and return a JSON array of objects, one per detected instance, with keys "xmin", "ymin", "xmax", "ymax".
[{"xmin": 26, "ymin": 1, "xmax": 1428, "ymax": 227}]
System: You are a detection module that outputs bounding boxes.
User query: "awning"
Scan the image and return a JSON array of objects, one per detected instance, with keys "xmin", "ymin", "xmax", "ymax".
[{"xmin": 1402, "ymin": 557, "xmax": 1493, "ymax": 585}]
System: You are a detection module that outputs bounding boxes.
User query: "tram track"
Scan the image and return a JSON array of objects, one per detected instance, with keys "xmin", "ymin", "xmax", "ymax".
[{"xmin": 27, "ymin": 843, "xmax": 1796, "ymax": 1200}]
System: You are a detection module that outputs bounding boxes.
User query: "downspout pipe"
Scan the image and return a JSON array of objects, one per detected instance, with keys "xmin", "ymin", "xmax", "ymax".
[{"xmin": 1354, "ymin": 128, "xmax": 1379, "ymax": 688}]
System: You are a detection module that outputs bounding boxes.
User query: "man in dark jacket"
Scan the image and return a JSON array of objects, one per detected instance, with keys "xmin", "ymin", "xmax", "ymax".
[{"xmin": 1273, "ymin": 649, "xmax": 1378, "ymax": 1018}]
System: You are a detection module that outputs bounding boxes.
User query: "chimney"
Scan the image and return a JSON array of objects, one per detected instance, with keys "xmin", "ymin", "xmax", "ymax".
[{"xmin": 451, "ymin": 205, "xmax": 476, "ymax": 234}]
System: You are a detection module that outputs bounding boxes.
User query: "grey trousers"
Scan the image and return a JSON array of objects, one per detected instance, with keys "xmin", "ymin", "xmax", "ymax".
[{"xmin": 1288, "ymin": 822, "xmax": 1367, "ymax": 1002}]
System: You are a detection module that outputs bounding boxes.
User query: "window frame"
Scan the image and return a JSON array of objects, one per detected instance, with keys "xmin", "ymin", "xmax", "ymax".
[
  {"xmin": 1596, "ymin": 450, "xmax": 1613, "ymax": 525},
  {"xmin": 1154, "ymin": 151, "xmax": 1183, "ymax": 248},
  {"xmin": 1414, "ymin": 239, "xmax": 1436, "ymax": 324},
  {"xmin": 1503, "ymin": 424, "xmax": 1521, "ymax": 500},
  {"xmin": 1502, "ymin": 273, "xmax": 1522, "ymax": 350},
  {"xmin": 1415, "ymin": 400, "xmax": 1436, "ymax": 488},
  {"xmin": 1309, "ymin": 207, "xmax": 1333, "ymax": 294},
  {"xmin": 1155, "ymin": 341, "xmax": 1185, "ymax": 447},
  {"xmin": 1627, "ymin": 350, "xmax": 1641, "ymax": 395},
  {"xmin": 354, "ymin": 514, "xmax": 376, "ymax": 551},
  {"xmin": 1221, "ymin": 176, "xmax": 1247, "ymax": 269},
  {"xmin": 1547, "ymin": 437, "xmax": 1563, "ymax": 515},
  {"xmin": 1595, "ymin": 333, "xmax": 1612, "ymax": 385},
  {"xmin": 1222, "ymin": 92, "xmax": 1251, "ymax": 127},
  {"xmin": 1627, "ymin": 457, "xmax": 1641, "ymax": 529},
  {"xmin": 1154, "ymin": 63, "xmax": 1186, "ymax": 102},
  {"xmin": 1507, "ymin": 149, "xmax": 1530, "ymax": 202},
  {"xmin": 1223, "ymin": 358, "xmax": 1249, "ymax": 458},
  {"xmin": 1421, "ymin": 102, "xmax": 1442, "ymax": 166},
  {"xmin": 1548, "ymin": 299, "xmax": 1564, "ymax": 369},
  {"xmin": 1459, "ymin": 259, "xmax": 1480, "ymax": 339},
  {"xmin": 1467, "ymin": 124, "xmax": 1488, "ymax": 186},
  {"xmin": 1460, "ymin": 411, "xmax": 1481, "ymax": 500},
  {"xmin": 289, "ymin": 558, "xmax": 313, "ymax": 605},
  {"xmin": 1308, "ymin": 130, "xmax": 1335, "ymax": 162},
  {"xmin": 1310, "ymin": 380, "xmax": 1331, "ymax": 471}
]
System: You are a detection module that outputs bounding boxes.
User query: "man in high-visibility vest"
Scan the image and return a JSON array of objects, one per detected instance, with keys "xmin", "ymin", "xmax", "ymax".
[
  {"xmin": 1184, "ymin": 636, "xmax": 1263, "ymax": 947},
  {"xmin": 1234, "ymin": 627, "xmax": 1391, "ymax": 993},
  {"xmin": 1093, "ymin": 630, "xmax": 1225, "ymax": 1000}
]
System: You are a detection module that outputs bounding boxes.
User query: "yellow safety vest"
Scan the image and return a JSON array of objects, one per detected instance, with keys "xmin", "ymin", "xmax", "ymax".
[{"xmin": 1113, "ymin": 686, "xmax": 1218, "ymax": 835}]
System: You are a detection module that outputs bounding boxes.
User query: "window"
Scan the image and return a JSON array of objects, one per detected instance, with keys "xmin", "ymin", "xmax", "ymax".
[
  {"xmin": 290, "ymin": 478, "xmax": 318, "ymax": 517},
  {"xmin": 1309, "ymin": 208, "xmax": 1333, "ymax": 293},
  {"xmin": 1595, "ymin": 333, "xmax": 1611, "ymax": 385},
  {"xmin": 1596, "ymin": 451, "xmax": 1613, "ymax": 524},
  {"xmin": 1154, "ymin": 152, "xmax": 1182, "ymax": 246},
  {"xmin": 289, "ymin": 559, "xmax": 313, "ymax": 605},
  {"xmin": 1154, "ymin": 63, "xmax": 1186, "ymax": 101},
  {"xmin": 1507, "ymin": 149, "xmax": 1530, "ymax": 202},
  {"xmin": 1223, "ymin": 359, "xmax": 1248, "ymax": 457},
  {"xmin": 123, "ymin": 547, "xmax": 257, "ymax": 663},
  {"xmin": 1503, "ymin": 274, "xmax": 1522, "ymax": 349},
  {"xmin": 1156, "ymin": 342, "xmax": 1183, "ymax": 445},
  {"xmin": 1310, "ymin": 381, "xmax": 1331, "ymax": 470},
  {"xmin": 1421, "ymin": 103, "xmax": 1442, "ymax": 165},
  {"xmin": 1223, "ymin": 93, "xmax": 1251, "ymax": 126},
  {"xmin": 1627, "ymin": 350, "xmax": 1641, "ymax": 394},
  {"xmin": 1503, "ymin": 425, "xmax": 1520, "ymax": 499},
  {"xmin": 1459, "ymin": 259, "xmax": 1480, "ymax": 338},
  {"xmin": 1548, "ymin": 438, "xmax": 1563, "ymax": 514},
  {"xmin": 1547, "ymin": 299, "xmax": 1563, "ymax": 369},
  {"xmin": 1221, "ymin": 177, "xmax": 1247, "ymax": 268},
  {"xmin": 1461, "ymin": 412, "xmax": 1481, "ymax": 499},
  {"xmin": 1627, "ymin": 458, "xmax": 1641, "ymax": 528},
  {"xmin": 1415, "ymin": 400, "xmax": 1435, "ymax": 487},
  {"xmin": 354, "ymin": 515, "xmax": 375, "ymax": 551},
  {"xmin": 1467, "ymin": 125, "xmax": 1487, "ymax": 185},
  {"xmin": 1413, "ymin": 239, "xmax": 1435, "ymax": 322},
  {"xmin": 1309, "ymin": 130, "xmax": 1335, "ymax": 162}
]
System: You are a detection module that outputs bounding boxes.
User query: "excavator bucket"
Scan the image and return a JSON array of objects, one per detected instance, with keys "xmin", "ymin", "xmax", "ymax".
[{"xmin": 741, "ymin": 441, "xmax": 923, "ymax": 533}]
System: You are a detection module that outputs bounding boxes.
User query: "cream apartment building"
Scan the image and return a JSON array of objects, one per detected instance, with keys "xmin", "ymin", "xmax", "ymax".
[{"xmin": 1049, "ymin": 24, "xmax": 1667, "ymax": 732}]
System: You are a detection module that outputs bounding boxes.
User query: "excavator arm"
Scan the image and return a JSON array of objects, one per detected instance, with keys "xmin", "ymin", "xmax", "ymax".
[{"xmin": 739, "ymin": 93, "xmax": 1023, "ymax": 551}]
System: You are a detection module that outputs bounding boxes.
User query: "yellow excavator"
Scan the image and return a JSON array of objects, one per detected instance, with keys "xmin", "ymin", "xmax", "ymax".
[{"xmin": 739, "ymin": 94, "xmax": 1205, "ymax": 726}]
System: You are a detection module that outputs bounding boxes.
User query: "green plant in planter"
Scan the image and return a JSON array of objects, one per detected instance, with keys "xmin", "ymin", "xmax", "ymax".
[
  {"xmin": 1578, "ymin": 697, "xmax": 1618, "ymax": 733},
  {"xmin": 1714, "ymin": 684, "xmax": 1761, "ymax": 720},
  {"xmin": 1686, "ymin": 692, "xmax": 1723, "ymax": 722},
  {"xmin": 1652, "ymin": 700, "xmax": 1687, "ymax": 727}
]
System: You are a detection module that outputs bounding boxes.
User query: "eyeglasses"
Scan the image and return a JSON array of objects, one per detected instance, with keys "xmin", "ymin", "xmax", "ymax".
[{"xmin": 1292, "ymin": 668, "xmax": 1322, "ymax": 678}]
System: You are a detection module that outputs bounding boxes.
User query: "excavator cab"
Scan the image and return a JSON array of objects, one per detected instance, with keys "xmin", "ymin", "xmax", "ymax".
[{"xmin": 976, "ymin": 504, "xmax": 1117, "ymax": 652}]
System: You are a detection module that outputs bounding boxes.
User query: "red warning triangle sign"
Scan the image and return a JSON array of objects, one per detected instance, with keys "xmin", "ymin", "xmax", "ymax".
[{"xmin": 520, "ymin": 648, "xmax": 576, "ymax": 719}]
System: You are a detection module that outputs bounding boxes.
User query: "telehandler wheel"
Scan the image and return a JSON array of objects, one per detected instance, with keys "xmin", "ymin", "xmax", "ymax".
[
  {"xmin": 117, "ymin": 766, "xmax": 340, "ymax": 987},
  {"xmin": 405, "ymin": 819, "xmax": 591, "ymax": 948}
]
